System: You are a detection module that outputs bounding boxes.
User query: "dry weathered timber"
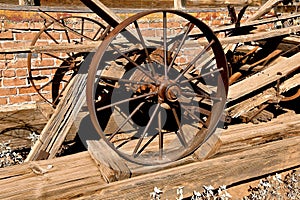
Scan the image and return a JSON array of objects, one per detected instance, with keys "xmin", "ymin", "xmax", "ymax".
[
  {"xmin": 81, "ymin": 0, "xmax": 122, "ymax": 28},
  {"xmin": 0, "ymin": 42, "xmax": 100, "ymax": 54},
  {"xmin": 218, "ymin": 25, "xmax": 300, "ymax": 45},
  {"xmin": 188, "ymin": 0, "xmax": 260, "ymax": 5},
  {"xmin": 25, "ymin": 53, "xmax": 93, "ymax": 161},
  {"xmin": 212, "ymin": 12, "xmax": 300, "ymax": 34},
  {"xmin": 246, "ymin": 0, "xmax": 282, "ymax": 22},
  {"xmin": 217, "ymin": 112, "xmax": 300, "ymax": 156},
  {"xmin": 227, "ymin": 88, "xmax": 276, "ymax": 118},
  {"xmin": 88, "ymin": 140, "xmax": 131, "ymax": 183},
  {"xmin": 1, "ymin": 114, "xmax": 299, "ymax": 199},
  {"xmin": 282, "ymin": 35, "xmax": 300, "ymax": 45},
  {"xmin": 279, "ymin": 73, "xmax": 300, "ymax": 93},
  {"xmin": 82, "ymin": 135, "xmax": 300, "ymax": 199},
  {"xmin": 0, "ymin": 151, "xmax": 106, "ymax": 200},
  {"xmin": 87, "ymin": 130, "xmax": 222, "ymax": 183},
  {"xmin": 228, "ymin": 52, "xmax": 300, "ymax": 102},
  {"xmin": 227, "ymin": 71, "xmax": 299, "ymax": 118}
]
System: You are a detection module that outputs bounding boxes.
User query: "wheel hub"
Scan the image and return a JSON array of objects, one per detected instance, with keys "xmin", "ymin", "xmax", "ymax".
[{"xmin": 157, "ymin": 78, "xmax": 181, "ymax": 103}]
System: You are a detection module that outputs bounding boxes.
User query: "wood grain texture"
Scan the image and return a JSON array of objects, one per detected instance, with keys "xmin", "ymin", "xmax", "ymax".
[
  {"xmin": 0, "ymin": 151, "xmax": 106, "ymax": 200},
  {"xmin": 83, "ymin": 135, "xmax": 300, "ymax": 199},
  {"xmin": 0, "ymin": 114, "xmax": 299, "ymax": 199},
  {"xmin": 228, "ymin": 52, "xmax": 300, "ymax": 102}
]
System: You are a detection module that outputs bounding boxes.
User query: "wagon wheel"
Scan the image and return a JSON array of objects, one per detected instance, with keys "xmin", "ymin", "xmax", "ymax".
[
  {"xmin": 28, "ymin": 16, "xmax": 107, "ymax": 106},
  {"xmin": 87, "ymin": 10, "xmax": 229, "ymax": 165}
]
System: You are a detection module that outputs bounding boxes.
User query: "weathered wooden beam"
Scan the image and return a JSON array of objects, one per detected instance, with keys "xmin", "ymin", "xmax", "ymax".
[
  {"xmin": 1, "ymin": 114, "xmax": 299, "ymax": 199},
  {"xmin": 87, "ymin": 130, "xmax": 222, "ymax": 183},
  {"xmin": 212, "ymin": 12, "xmax": 300, "ymax": 34},
  {"xmin": 80, "ymin": 0, "xmax": 122, "ymax": 28},
  {"xmin": 25, "ymin": 53, "xmax": 92, "ymax": 161},
  {"xmin": 80, "ymin": 135, "xmax": 300, "ymax": 199},
  {"xmin": 228, "ymin": 52, "xmax": 300, "ymax": 102},
  {"xmin": 0, "ymin": 151, "xmax": 106, "ymax": 199},
  {"xmin": 226, "ymin": 73, "xmax": 299, "ymax": 119},
  {"xmin": 246, "ymin": 0, "xmax": 282, "ymax": 22},
  {"xmin": 218, "ymin": 113, "xmax": 300, "ymax": 156},
  {"xmin": 219, "ymin": 24, "xmax": 300, "ymax": 45},
  {"xmin": 0, "ymin": 42, "xmax": 101, "ymax": 54}
]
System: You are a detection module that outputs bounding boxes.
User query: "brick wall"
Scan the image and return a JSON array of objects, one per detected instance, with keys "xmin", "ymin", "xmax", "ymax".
[
  {"xmin": 0, "ymin": 6, "xmax": 257, "ymax": 109},
  {"xmin": 38, "ymin": 0, "xmax": 262, "ymax": 8}
]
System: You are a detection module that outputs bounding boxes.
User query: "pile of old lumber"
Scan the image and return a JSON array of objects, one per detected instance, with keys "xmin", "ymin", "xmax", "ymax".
[{"xmin": 219, "ymin": 0, "xmax": 300, "ymax": 124}]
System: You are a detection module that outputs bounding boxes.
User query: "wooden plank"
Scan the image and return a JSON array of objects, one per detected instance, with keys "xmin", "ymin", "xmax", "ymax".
[
  {"xmin": 80, "ymin": 135, "xmax": 300, "ymax": 199},
  {"xmin": 0, "ymin": 42, "xmax": 100, "ymax": 54},
  {"xmin": 218, "ymin": 112, "xmax": 300, "ymax": 156},
  {"xmin": 25, "ymin": 53, "xmax": 93, "ymax": 161},
  {"xmin": 87, "ymin": 140, "xmax": 131, "ymax": 183},
  {"xmin": 86, "ymin": 129, "xmax": 222, "ymax": 179},
  {"xmin": 80, "ymin": 0, "xmax": 122, "ymax": 28},
  {"xmin": 212, "ymin": 12, "xmax": 300, "ymax": 34},
  {"xmin": 218, "ymin": 25, "xmax": 300, "ymax": 45},
  {"xmin": 227, "ymin": 71, "xmax": 299, "ymax": 119},
  {"xmin": 228, "ymin": 52, "xmax": 300, "ymax": 102},
  {"xmin": 282, "ymin": 35, "xmax": 300, "ymax": 45},
  {"xmin": 246, "ymin": 0, "xmax": 282, "ymax": 22},
  {"xmin": 187, "ymin": 0, "xmax": 260, "ymax": 5},
  {"xmin": 0, "ymin": 151, "xmax": 106, "ymax": 200},
  {"xmin": 0, "ymin": 114, "xmax": 299, "ymax": 199},
  {"xmin": 227, "ymin": 88, "xmax": 276, "ymax": 118}
]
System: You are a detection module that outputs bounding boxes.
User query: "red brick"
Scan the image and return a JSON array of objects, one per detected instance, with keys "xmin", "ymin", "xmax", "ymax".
[
  {"xmin": 0, "ymin": 88, "xmax": 17, "ymax": 96},
  {"xmin": 28, "ymin": 21, "xmax": 45, "ymax": 30},
  {"xmin": 0, "ymin": 31, "xmax": 13, "ymax": 40},
  {"xmin": 34, "ymin": 59, "xmax": 55, "ymax": 67},
  {"xmin": 0, "ymin": 41, "xmax": 27, "ymax": 49},
  {"xmin": 149, "ymin": 22, "xmax": 163, "ymax": 29},
  {"xmin": 18, "ymin": 86, "xmax": 38, "ymax": 94},
  {"xmin": 9, "ymin": 95, "xmax": 32, "ymax": 104},
  {"xmin": 33, "ymin": 41, "xmax": 51, "ymax": 47},
  {"xmin": 16, "ymin": 68, "xmax": 28, "ymax": 77},
  {"xmin": 31, "ymin": 93, "xmax": 51, "ymax": 102},
  {"xmin": 2, "ymin": 78, "xmax": 27, "ymax": 87},
  {"xmin": 40, "ymin": 69, "xmax": 54, "ymax": 76},
  {"xmin": 12, "ymin": 59, "xmax": 28, "ymax": 69},
  {"xmin": 0, "ymin": 97, "xmax": 8, "ymax": 105},
  {"xmin": 29, "ymin": 76, "xmax": 50, "ymax": 86},
  {"xmin": 60, "ymin": 31, "xmax": 81, "ymax": 41},
  {"xmin": 0, "ymin": 63, "xmax": 6, "ymax": 69},
  {"xmin": 3, "ymin": 69, "xmax": 16, "ymax": 78},
  {"xmin": 40, "ymin": 85, "xmax": 51, "ymax": 93},
  {"xmin": 0, "ymin": 54, "xmax": 14, "ymax": 60},
  {"xmin": 15, "ymin": 32, "xmax": 37, "ymax": 41},
  {"xmin": 31, "ymin": 94, "xmax": 43, "ymax": 102},
  {"xmin": 4, "ymin": 21, "xmax": 29, "ymax": 30},
  {"xmin": 39, "ymin": 32, "xmax": 61, "ymax": 41}
]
